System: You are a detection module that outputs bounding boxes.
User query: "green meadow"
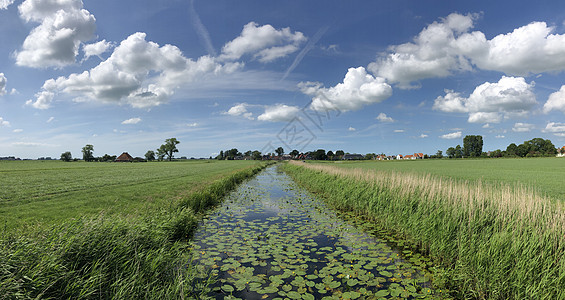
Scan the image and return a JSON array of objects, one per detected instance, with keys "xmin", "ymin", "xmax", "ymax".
[
  {"xmin": 310, "ymin": 157, "xmax": 565, "ymax": 201},
  {"xmin": 0, "ymin": 160, "xmax": 270, "ymax": 299},
  {"xmin": 0, "ymin": 160, "xmax": 260, "ymax": 230}
]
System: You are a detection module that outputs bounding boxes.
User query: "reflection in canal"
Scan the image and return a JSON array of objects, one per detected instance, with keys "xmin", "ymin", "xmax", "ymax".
[{"xmin": 191, "ymin": 166, "xmax": 435, "ymax": 299}]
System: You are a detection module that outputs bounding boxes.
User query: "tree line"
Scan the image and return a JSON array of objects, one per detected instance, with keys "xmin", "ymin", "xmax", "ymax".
[
  {"xmin": 443, "ymin": 136, "xmax": 557, "ymax": 159},
  {"xmin": 60, "ymin": 138, "xmax": 181, "ymax": 162}
]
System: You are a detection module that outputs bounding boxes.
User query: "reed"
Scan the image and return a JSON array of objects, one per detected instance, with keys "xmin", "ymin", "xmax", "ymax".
[{"xmin": 284, "ymin": 161, "xmax": 565, "ymax": 299}]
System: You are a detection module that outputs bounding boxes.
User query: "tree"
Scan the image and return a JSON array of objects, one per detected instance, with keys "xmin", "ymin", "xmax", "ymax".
[
  {"xmin": 312, "ymin": 149, "xmax": 327, "ymax": 160},
  {"xmin": 244, "ymin": 150, "xmax": 252, "ymax": 157},
  {"xmin": 327, "ymin": 151, "xmax": 334, "ymax": 160},
  {"xmin": 455, "ymin": 145, "xmax": 463, "ymax": 158},
  {"xmin": 82, "ymin": 144, "xmax": 94, "ymax": 162},
  {"xmin": 252, "ymin": 150, "xmax": 262, "ymax": 160},
  {"xmin": 275, "ymin": 147, "xmax": 284, "ymax": 157},
  {"xmin": 290, "ymin": 149, "xmax": 299, "ymax": 158},
  {"xmin": 158, "ymin": 138, "xmax": 180, "ymax": 161},
  {"xmin": 435, "ymin": 150, "xmax": 443, "ymax": 159},
  {"xmin": 463, "ymin": 135, "xmax": 483, "ymax": 157},
  {"xmin": 60, "ymin": 151, "xmax": 72, "ymax": 162},
  {"xmin": 335, "ymin": 150, "xmax": 344, "ymax": 158},
  {"xmin": 145, "ymin": 150, "xmax": 156, "ymax": 161},
  {"xmin": 506, "ymin": 143, "xmax": 518, "ymax": 156},
  {"xmin": 446, "ymin": 147, "xmax": 455, "ymax": 159},
  {"xmin": 101, "ymin": 154, "xmax": 116, "ymax": 162}
]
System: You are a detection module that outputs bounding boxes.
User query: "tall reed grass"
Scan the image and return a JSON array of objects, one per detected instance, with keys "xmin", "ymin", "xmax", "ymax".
[
  {"xmin": 0, "ymin": 162, "xmax": 272, "ymax": 299},
  {"xmin": 284, "ymin": 161, "xmax": 565, "ymax": 299}
]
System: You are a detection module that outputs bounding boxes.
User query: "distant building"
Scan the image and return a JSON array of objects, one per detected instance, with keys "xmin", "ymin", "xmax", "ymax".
[
  {"xmin": 343, "ymin": 154, "xmax": 364, "ymax": 160},
  {"xmin": 0, "ymin": 156, "xmax": 20, "ymax": 161},
  {"xmin": 115, "ymin": 152, "xmax": 134, "ymax": 162}
]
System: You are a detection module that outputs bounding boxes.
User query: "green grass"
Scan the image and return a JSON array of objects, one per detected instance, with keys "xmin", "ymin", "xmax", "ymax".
[
  {"xmin": 309, "ymin": 157, "xmax": 565, "ymax": 201},
  {"xmin": 283, "ymin": 161, "xmax": 565, "ymax": 299},
  {"xmin": 0, "ymin": 160, "xmax": 272, "ymax": 299},
  {"xmin": 0, "ymin": 160, "xmax": 260, "ymax": 230}
]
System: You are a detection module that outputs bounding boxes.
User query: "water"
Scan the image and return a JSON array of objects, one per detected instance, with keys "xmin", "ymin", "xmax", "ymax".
[{"xmin": 191, "ymin": 166, "xmax": 436, "ymax": 299}]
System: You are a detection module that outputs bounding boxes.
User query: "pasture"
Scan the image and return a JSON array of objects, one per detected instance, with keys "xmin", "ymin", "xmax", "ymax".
[
  {"xmin": 0, "ymin": 160, "xmax": 260, "ymax": 230},
  {"xmin": 310, "ymin": 157, "xmax": 565, "ymax": 201}
]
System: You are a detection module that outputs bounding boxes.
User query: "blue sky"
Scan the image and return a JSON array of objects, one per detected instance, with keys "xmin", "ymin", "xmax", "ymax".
[{"xmin": 1, "ymin": 0, "xmax": 565, "ymax": 159}]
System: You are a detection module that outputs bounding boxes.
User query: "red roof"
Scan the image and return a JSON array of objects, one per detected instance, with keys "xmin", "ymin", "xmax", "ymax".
[{"xmin": 115, "ymin": 152, "xmax": 133, "ymax": 162}]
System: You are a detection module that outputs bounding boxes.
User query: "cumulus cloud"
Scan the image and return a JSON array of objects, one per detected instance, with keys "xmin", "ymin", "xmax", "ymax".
[
  {"xmin": 368, "ymin": 13, "xmax": 565, "ymax": 88},
  {"xmin": 82, "ymin": 39, "xmax": 112, "ymax": 60},
  {"xmin": 0, "ymin": 73, "xmax": 6, "ymax": 95},
  {"xmin": 300, "ymin": 67, "xmax": 392, "ymax": 112},
  {"xmin": 257, "ymin": 104, "xmax": 300, "ymax": 122},
  {"xmin": 28, "ymin": 32, "xmax": 241, "ymax": 109},
  {"xmin": 419, "ymin": 134, "xmax": 428, "ymax": 138},
  {"xmin": 0, "ymin": 0, "xmax": 15, "ymax": 9},
  {"xmin": 0, "ymin": 117, "xmax": 10, "ymax": 127},
  {"xmin": 224, "ymin": 103, "xmax": 254, "ymax": 120},
  {"xmin": 46, "ymin": 116, "xmax": 54, "ymax": 123},
  {"xmin": 13, "ymin": 129, "xmax": 24, "ymax": 133},
  {"xmin": 543, "ymin": 85, "xmax": 565, "ymax": 113},
  {"xmin": 15, "ymin": 0, "xmax": 96, "ymax": 68},
  {"xmin": 495, "ymin": 135, "xmax": 505, "ymax": 139},
  {"xmin": 122, "ymin": 117, "xmax": 141, "ymax": 125},
  {"xmin": 440, "ymin": 131, "xmax": 462, "ymax": 139},
  {"xmin": 376, "ymin": 112, "xmax": 394, "ymax": 122},
  {"xmin": 187, "ymin": 122, "xmax": 198, "ymax": 127},
  {"xmin": 394, "ymin": 129, "xmax": 405, "ymax": 133},
  {"xmin": 543, "ymin": 122, "xmax": 565, "ymax": 136},
  {"xmin": 220, "ymin": 22, "xmax": 306, "ymax": 62},
  {"xmin": 512, "ymin": 122, "xmax": 534, "ymax": 132},
  {"xmin": 368, "ymin": 13, "xmax": 477, "ymax": 89},
  {"xmin": 433, "ymin": 76, "xmax": 537, "ymax": 123}
]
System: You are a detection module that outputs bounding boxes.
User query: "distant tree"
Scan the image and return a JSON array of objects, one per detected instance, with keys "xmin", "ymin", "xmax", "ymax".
[
  {"xmin": 455, "ymin": 145, "xmax": 463, "ymax": 158},
  {"xmin": 312, "ymin": 149, "xmax": 327, "ymax": 160},
  {"xmin": 156, "ymin": 147, "xmax": 167, "ymax": 161},
  {"xmin": 252, "ymin": 150, "xmax": 262, "ymax": 160},
  {"xmin": 335, "ymin": 150, "xmax": 344, "ymax": 158},
  {"xmin": 446, "ymin": 147, "xmax": 455, "ymax": 159},
  {"xmin": 158, "ymin": 138, "xmax": 180, "ymax": 161},
  {"xmin": 559, "ymin": 146, "xmax": 565, "ymax": 155},
  {"xmin": 145, "ymin": 150, "xmax": 156, "ymax": 161},
  {"xmin": 490, "ymin": 149, "xmax": 503, "ymax": 158},
  {"xmin": 365, "ymin": 153, "xmax": 375, "ymax": 160},
  {"xmin": 217, "ymin": 150, "xmax": 224, "ymax": 160},
  {"xmin": 290, "ymin": 149, "xmax": 299, "ymax": 158},
  {"xmin": 435, "ymin": 150, "xmax": 443, "ymax": 159},
  {"xmin": 463, "ymin": 135, "xmax": 483, "ymax": 157},
  {"xmin": 82, "ymin": 144, "xmax": 94, "ymax": 162},
  {"xmin": 506, "ymin": 143, "xmax": 518, "ymax": 156},
  {"xmin": 244, "ymin": 150, "xmax": 252, "ymax": 157},
  {"xmin": 275, "ymin": 147, "xmax": 284, "ymax": 157},
  {"xmin": 60, "ymin": 151, "xmax": 72, "ymax": 162},
  {"xmin": 225, "ymin": 148, "xmax": 241, "ymax": 160},
  {"xmin": 327, "ymin": 150, "xmax": 335, "ymax": 160},
  {"xmin": 101, "ymin": 154, "xmax": 116, "ymax": 162}
]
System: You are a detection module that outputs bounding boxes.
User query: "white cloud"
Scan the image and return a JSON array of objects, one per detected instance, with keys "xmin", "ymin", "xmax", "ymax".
[
  {"xmin": 122, "ymin": 117, "xmax": 141, "ymax": 125},
  {"xmin": 82, "ymin": 39, "xmax": 112, "ymax": 60},
  {"xmin": 187, "ymin": 122, "xmax": 198, "ymax": 127},
  {"xmin": 368, "ymin": 14, "xmax": 565, "ymax": 88},
  {"xmin": 28, "ymin": 32, "xmax": 241, "ymax": 109},
  {"xmin": 46, "ymin": 116, "xmax": 54, "ymax": 123},
  {"xmin": 459, "ymin": 22, "xmax": 565, "ymax": 76},
  {"xmin": 368, "ymin": 13, "xmax": 477, "ymax": 89},
  {"xmin": 0, "ymin": 117, "xmax": 10, "ymax": 127},
  {"xmin": 13, "ymin": 129, "xmax": 24, "ymax": 133},
  {"xmin": 257, "ymin": 104, "xmax": 300, "ymax": 122},
  {"xmin": 495, "ymin": 135, "xmax": 505, "ymax": 139},
  {"xmin": 440, "ymin": 131, "xmax": 462, "ymax": 139},
  {"xmin": 0, "ymin": 73, "xmax": 6, "ymax": 95},
  {"xmin": 224, "ymin": 103, "xmax": 254, "ymax": 120},
  {"xmin": 220, "ymin": 22, "xmax": 306, "ymax": 63},
  {"xmin": 544, "ymin": 85, "xmax": 565, "ymax": 113},
  {"xmin": 433, "ymin": 76, "xmax": 537, "ymax": 123},
  {"xmin": 376, "ymin": 112, "xmax": 394, "ymax": 122},
  {"xmin": 394, "ymin": 129, "xmax": 404, "ymax": 133},
  {"xmin": 512, "ymin": 122, "xmax": 534, "ymax": 132},
  {"xmin": 15, "ymin": 0, "xmax": 96, "ymax": 68},
  {"xmin": 0, "ymin": 0, "xmax": 15, "ymax": 9},
  {"xmin": 301, "ymin": 67, "xmax": 392, "ymax": 112},
  {"xmin": 348, "ymin": 127, "xmax": 356, "ymax": 131},
  {"xmin": 12, "ymin": 141, "xmax": 56, "ymax": 147},
  {"xmin": 543, "ymin": 122, "xmax": 565, "ymax": 135},
  {"xmin": 419, "ymin": 134, "xmax": 428, "ymax": 138}
]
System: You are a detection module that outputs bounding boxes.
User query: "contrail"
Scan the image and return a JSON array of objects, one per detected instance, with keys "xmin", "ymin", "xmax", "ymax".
[
  {"xmin": 189, "ymin": 0, "xmax": 216, "ymax": 56},
  {"xmin": 282, "ymin": 26, "xmax": 329, "ymax": 81}
]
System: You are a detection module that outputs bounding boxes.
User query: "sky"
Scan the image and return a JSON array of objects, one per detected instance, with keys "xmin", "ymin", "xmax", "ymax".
[{"xmin": 1, "ymin": 0, "xmax": 565, "ymax": 159}]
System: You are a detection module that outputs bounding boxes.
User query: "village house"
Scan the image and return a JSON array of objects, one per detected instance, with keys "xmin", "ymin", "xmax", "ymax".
[{"xmin": 115, "ymin": 152, "xmax": 134, "ymax": 162}]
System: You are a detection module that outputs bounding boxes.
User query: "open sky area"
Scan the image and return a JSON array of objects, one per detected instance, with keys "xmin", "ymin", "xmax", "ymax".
[{"xmin": 1, "ymin": 0, "xmax": 565, "ymax": 159}]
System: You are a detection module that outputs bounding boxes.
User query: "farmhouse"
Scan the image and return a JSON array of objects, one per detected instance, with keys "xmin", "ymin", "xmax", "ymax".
[{"xmin": 115, "ymin": 152, "xmax": 134, "ymax": 162}]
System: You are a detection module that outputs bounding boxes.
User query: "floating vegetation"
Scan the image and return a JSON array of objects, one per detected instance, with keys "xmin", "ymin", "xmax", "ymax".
[{"xmin": 191, "ymin": 166, "xmax": 440, "ymax": 299}]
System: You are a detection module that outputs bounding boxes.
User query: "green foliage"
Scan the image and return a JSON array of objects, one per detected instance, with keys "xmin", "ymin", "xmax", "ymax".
[
  {"xmin": 275, "ymin": 146, "xmax": 284, "ymax": 156},
  {"xmin": 158, "ymin": 138, "xmax": 180, "ymax": 161},
  {"xmin": 60, "ymin": 151, "xmax": 72, "ymax": 162},
  {"xmin": 144, "ymin": 150, "xmax": 155, "ymax": 161},
  {"xmin": 81, "ymin": 144, "xmax": 94, "ymax": 162},
  {"xmin": 463, "ymin": 135, "xmax": 483, "ymax": 157}
]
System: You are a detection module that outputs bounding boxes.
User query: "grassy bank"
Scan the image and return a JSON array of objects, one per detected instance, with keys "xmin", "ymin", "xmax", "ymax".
[
  {"xmin": 0, "ymin": 161, "xmax": 273, "ymax": 299},
  {"xmin": 283, "ymin": 161, "xmax": 565, "ymax": 299}
]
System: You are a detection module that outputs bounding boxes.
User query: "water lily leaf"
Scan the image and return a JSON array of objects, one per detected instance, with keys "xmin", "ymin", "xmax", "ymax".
[{"xmin": 221, "ymin": 284, "xmax": 234, "ymax": 293}]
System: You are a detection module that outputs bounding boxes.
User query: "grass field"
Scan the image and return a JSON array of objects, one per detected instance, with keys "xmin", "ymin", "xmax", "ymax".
[
  {"xmin": 309, "ymin": 157, "xmax": 565, "ymax": 201},
  {"xmin": 0, "ymin": 160, "xmax": 270, "ymax": 299},
  {"xmin": 0, "ymin": 160, "xmax": 260, "ymax": 230},
  {"xmin": 284, "ymin": 160, "xmax": 565, "ymax": 299}
]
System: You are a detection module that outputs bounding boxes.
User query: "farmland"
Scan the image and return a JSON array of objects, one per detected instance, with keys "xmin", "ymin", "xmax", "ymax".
[
  {"xmin": 0, "ymin": 160, "xmax": 261, "ymax": 230},
  {"xmin": 309, "ymin": 157, "xmax": 565, "ymax": 201}
]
